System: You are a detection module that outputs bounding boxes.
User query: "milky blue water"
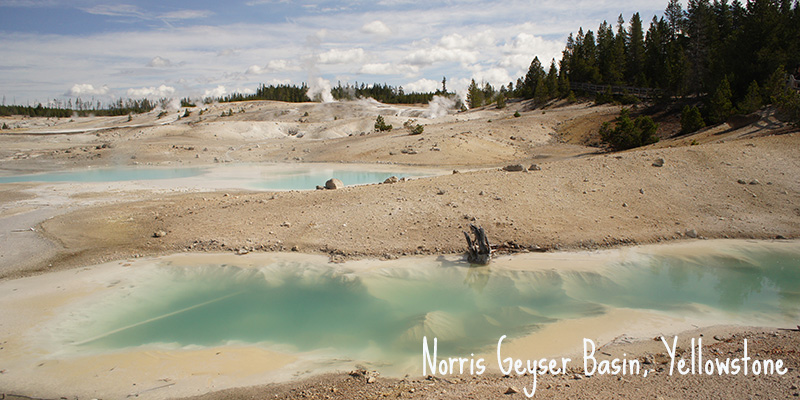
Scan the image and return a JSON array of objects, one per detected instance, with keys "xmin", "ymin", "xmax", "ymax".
[
  {"xmin": 63, "ymin": 242, "xmax": 800, "ymax": 369},
  {"xmin": 250, "ymin": 169, "xmax": 423, "ymax": 190},
  {"xmin": 0, "ymin": 165, "xmax": 430, "ymax": 190},
  {"xmin": 0, "ymin": 167, "xmax": 206, "ymax": 183}
]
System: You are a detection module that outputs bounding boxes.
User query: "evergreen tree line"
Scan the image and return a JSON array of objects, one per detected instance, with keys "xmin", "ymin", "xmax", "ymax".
[
  {"xmin": 466, "ymin": 79, "xmax": 514, "ymax": 109},
  {"xmin": 0, "ymin": 98, "xmax": 160, "ymax": 118},
  {"xmin": 553, "ymin": 0, "xmax": 800, "ymax": 120},
  {"xmin": 330, "ymin": 81, "xmax": 444, "ymax": 104},
  {"xmin": 215, "ymin": 81, "xmax": 447, "ymax": 105},
  {"xmin": 219, "ymin": 83, "xmax": 313, "ymax": 103}
]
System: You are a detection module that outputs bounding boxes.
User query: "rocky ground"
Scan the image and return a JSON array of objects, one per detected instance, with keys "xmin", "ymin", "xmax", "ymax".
[{"xmin": 180, "ymin": 327, "xmax": 800, "ymax": 400}]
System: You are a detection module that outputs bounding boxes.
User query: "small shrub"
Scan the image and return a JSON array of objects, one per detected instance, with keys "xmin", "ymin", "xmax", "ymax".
[
  {"xmin": 127, "ymin": 114, "xmax": 132, "ymax": 122},
  {"xmin": 736, "ymin": 80, "xmax": 763, "ymax": 115},
  {"xmin": 1, "ymin": 122, "xmax": 8, "ymax": 130},
  {"xmin": 180, "ymin": 98, "xmax": 196, "ymax": 108},
  {"xmin": 374, "ymin": 115, "xmax": 392, "ymax": 132},
  {"xmin": 157, "ymin": 111, "xmax": 168, "ymax": 119},
  {"xmin": 495, "ymin": 95, "xmax": 507, "ymax": 109},
  {"xmin": 567, "ymin": 91, "xmax": 577, "ymax": 103},
  {"xmin": 595, "ymin": 86, "xmax": 614, "ymax": 105},
  {"xmin": 599, "ymin": 108, "xmax": 659, "ymax": 150},
  {"xmin": 619, "ymin": 92, "xmax": 640, "ymax": 105},
  {"xmin": 513, "ymin": 111, "xmax": 521, "ymax": 118},
  {"xmin": 183, "ymin": 109, "xmax": 191, "ymax": 118},
  {"xmin": 776, "ymin": 87, "xmax": 800, "ymax": 127},
  {"xmin": 680, "ymin": 105, "xmax": 705, "ymax": 134}
]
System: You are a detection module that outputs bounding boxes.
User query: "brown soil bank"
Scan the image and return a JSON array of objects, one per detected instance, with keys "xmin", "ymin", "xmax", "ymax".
[
  {"xmin": 179, "ymin": 327, "xmax": 800, "ymax": 400},
  {"xmin": 32, "ymin": 132, "xmax": 800, "ymax": 279}
]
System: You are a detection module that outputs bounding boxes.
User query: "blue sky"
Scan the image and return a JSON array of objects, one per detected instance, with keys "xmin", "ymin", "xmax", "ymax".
[{"xmin": 0, "ymin": 0, "xmax": 672, "ymax": 106}]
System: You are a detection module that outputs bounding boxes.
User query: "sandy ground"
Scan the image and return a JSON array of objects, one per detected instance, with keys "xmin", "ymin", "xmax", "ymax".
[
  {"xmin": 0, "ymin": 98, "xmax": 799, "ymax": 398},
  {"xmin": 180, "ymin": 326, "xmax": 800, "ymax": 400}
]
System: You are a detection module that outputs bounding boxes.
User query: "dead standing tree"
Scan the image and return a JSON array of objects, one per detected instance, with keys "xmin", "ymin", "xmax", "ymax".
[{"xmin": 463, "ymin": 224, "xmax": 492, "ymax": 265}]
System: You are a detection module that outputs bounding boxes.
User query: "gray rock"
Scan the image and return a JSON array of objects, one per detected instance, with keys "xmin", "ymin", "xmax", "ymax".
[
  {"xmin": 325, "ymin": 178, "xmax": 344, "ymax": 190},
  {"xmin": 504, "ymin": 386, "xmax": 520, "ymax": 394},
  {"xmin": 652, "ymin": 158, "xmax": 665, "ymax": 167},
  {"xmin": 503, "ymin": 164, "xmax": 527, "ymax": 172},
  {"xmin": 529, "ymin": 163, "xmax": 542, "ymax": 171},
  {"xmin": 383, "ymin": 176, "xmax": 399, "ymax": 184},
  {"xmin": 749, "ymin": 179, "xmax": 760, "ymax": 185},
  {"xmin": 153, "ymin": 230, "xmax": 167, "ymax": 238},
  {"xmin": 686, "ymin": 229, "xmax": 698, "ymax": 238},
  {"xmin": 737, "ymin": 179, "xmax": 747, "ymax": 184}
]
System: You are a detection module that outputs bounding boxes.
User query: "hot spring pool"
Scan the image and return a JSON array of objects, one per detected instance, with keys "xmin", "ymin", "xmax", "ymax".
[
  {"xmin": 0, "ymin": 167, "xmax": 206, "ymax": 183},
  {"xmin": 0, "ymin": 164, "xmax": 438, "ymax": 190},
  {"xmin": 49, "ymin": 240, "xmax": 800, "ymax": 373}
]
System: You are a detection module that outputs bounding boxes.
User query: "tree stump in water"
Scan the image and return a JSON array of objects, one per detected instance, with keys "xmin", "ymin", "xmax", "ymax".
[{"xmin": 463, "ymin": 224, "xmax": 492, "ymax": 265}]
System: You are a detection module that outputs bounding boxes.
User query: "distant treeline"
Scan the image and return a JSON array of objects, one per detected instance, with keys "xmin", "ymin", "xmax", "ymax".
[
  {"xmin": 0, "ymin": 98, "xmax": 160, "ymax": 118},
  {"xmin": 218, "ymin": 83, "xmax": 312, "ymax": 103},
  {"xmin": 330, "ymin": 82, "xmax": 444, "ymax": 104},
  {"xmin": 216, "ymin": 81, "xmax": 448, "ymax": 105}
]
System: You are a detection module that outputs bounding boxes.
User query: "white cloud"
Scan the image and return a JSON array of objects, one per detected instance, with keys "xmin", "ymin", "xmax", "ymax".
[
  {"xmin": 203, "ymin": 85, "xmax": 227, "ymax": 98},
  {"xmin": 469, "ymin": 67, "xmax": 514, "ymax": 87},
  {"xmin": 500, "ymin": 33, "xmax": 564, "ymax": 70},
  {"xmin": 318, "ymin": 48, "xmax": 366, "ymax": 64},
  {"xmin": 147, "ymin": 56, "xmax": 172, "ymax": 68},
  {"xmin": 245, "ymin": 0, "xmax": 291, "ymax": 5},
  {"xmin": 246, "ymin": 65, "xmax": 265, "ymax": 75},
  {"xmin": 361, "ymin": 20, "xmax": 391, "ymax": 36},
  {"xmin": 267, "ymin": 59, "xmax": 295, "ymax": 71},
  {"xmin": 127, "ymin": 84, "xmax": 176, "ymax": 98},
  {"xmin": 403, "ymin": 78, "xmax": 440, "ymax": 93},
  {"xmin": 159, "ymin": 10, "xmax": 212, "ymax": 20},
  {"xmin": 65, "ymin": 83, "xmax": 109, "ymax": 96},
  {"xmin": 246, "ymin": 59, "xmax": 298, "ymax": 75},
  {"xmin": 265, "ymin": 78, "xmax": 292, "ymax": 86},
  {"xmin": 359, "ymin": 63, "xmax": 419, "ymax": 76},
  {"xmin": 83, "ymin": 4, "xmax": 143, "ymax": 18},
  {"xmin": 404, "ymin": 47, "xmax": 478, "ymax": 66}
]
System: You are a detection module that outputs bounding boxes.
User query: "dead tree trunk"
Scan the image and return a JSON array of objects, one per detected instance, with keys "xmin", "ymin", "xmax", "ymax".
[{"xmin": 463, "ymin": 224, "xmax": 492, "ymax": 265}]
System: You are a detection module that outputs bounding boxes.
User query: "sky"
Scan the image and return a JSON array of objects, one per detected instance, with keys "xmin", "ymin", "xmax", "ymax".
[{"xmin": 0, "ymin": 0, "xmax": 673, "ymax": 106}]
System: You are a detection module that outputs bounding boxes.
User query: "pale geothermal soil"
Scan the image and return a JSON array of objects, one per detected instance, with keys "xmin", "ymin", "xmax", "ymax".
[
  {"xmin": 0, "ymin": 98, "xmax": 799, "ymax": 399},
  {"xmin": 29, "ymin": 131, "xmax": 800, "ymax": 278}
]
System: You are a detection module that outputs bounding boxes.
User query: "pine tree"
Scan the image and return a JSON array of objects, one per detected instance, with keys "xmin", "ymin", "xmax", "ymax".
[
  {"xmin": 681, "ymin": 105, "xmax": 706, "ymax": 133},
  {"xmin": 523, "ymin": 57, "xmax": 545, "ymax": 99},
  {"xmin": 708, "ymin": 76, "xmax": 733, "ymax": 124},
  {"xmin": 534, "ymin": 79, "xmax": 549, "ymax": 106},
  {"xmin": 736, "ymin": 80, "xmax": 762, "ymax": 114},
  {"xmin": 467, "ymin": 79, "xmax": 484, "ymax": 108},
  {"xmin": 546, "ymin": 61, "xmax": 559, "ymax": 98},
  {"xmin": 645, "ymin": 17, "xmax": 670, "ymax": 89},
  {"xmin": 665, "ymin": 0, "xmax": 687, "ymax": 38},
  {"xmin": 627, "ymin": 13, "xmax": 646, "ymax": 85}
]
